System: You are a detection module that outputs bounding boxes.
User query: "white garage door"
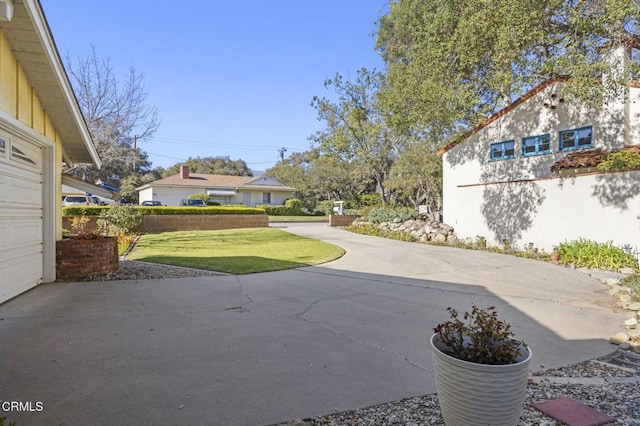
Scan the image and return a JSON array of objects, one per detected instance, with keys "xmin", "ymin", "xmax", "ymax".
[{"xmin": 0, "ymin": 134, "xmax": 44, "ymax": 304}]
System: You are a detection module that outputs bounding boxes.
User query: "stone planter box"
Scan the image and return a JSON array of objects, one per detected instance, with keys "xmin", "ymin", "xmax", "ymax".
[{"xmin": 56, "ymin": 236, "xmax": 118, "ymax": 281}]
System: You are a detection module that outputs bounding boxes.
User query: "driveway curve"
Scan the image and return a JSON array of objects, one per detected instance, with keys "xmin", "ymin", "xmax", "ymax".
[{"xmin": 0, "ymin": 222, "xmax": 625, "ymax": 426}]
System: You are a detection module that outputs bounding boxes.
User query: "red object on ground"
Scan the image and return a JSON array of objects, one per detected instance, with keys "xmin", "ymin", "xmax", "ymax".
[{"xmin": 531, "ymin": 397, "xmax": 616, "ymax": 426}]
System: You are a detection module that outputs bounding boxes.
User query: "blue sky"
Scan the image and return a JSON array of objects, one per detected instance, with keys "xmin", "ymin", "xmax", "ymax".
[{"xmin": 40, "ymin": 1, "xmax": 387, "ymax": 172}]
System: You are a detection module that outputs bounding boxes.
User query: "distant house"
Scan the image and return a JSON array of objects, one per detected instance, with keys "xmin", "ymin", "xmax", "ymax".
[
  {"xmin": 0, "ymin": 1, "xmax": 101, "ymax": 304},
  {"xmin": 137, "ymin": 165, "xmax": 296, "ymax": 206},
  {"xmin": 438, "ymin": 47, "xmax": 640, "ymax": 252}
]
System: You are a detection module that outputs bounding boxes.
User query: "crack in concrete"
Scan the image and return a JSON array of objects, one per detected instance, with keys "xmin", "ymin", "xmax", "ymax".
[
  {"xmin": 290, "ymin": 314, "xmax": 433, "ymax": 375},
  {"xmin": 236, "ymin": 276, "xmax": 254, "ymax": 305},
  {"xmin": 291, "ymin": 297, "xmax": 333, "ymax": 318}
]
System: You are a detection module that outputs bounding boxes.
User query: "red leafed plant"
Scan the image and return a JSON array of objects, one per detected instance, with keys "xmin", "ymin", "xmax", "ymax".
[{"xmin": 433, "ymin": 305, "xmax": 526, "ymax": 365}]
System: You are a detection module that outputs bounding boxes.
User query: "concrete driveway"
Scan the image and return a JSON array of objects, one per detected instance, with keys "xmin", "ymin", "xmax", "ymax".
[{"xmin": 0, "ymin": 223, "xmax": 625, "ymax": 425}]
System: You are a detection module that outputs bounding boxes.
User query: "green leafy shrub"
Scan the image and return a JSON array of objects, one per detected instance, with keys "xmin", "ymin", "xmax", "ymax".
[
  {"xmin": 558, "ymin": 238, "xmax": 639, "ymax": 271},
  {"xmin": 312, "ymin": 200, "xmax": 335, "ymax": 216},
  {"xmin": 367, "ymin": 207, "xmax": 418, "ymax": 224},
  {"xmin": 97, "ymin": 204, "xmax": 144, "ymax": 236},
  {"xmin": 434, "ymin": 305, "xmax": 526, "ymax": 365},
  {"xmin": 355, "ymin": 193, "xmax": 382, "ymax": 207},
  {"xmin": 258, "ymin": 198, "xmax": 305, "ymax": 216},
  {"xmin": 367, "ymin": 207, "xmax": 398, "ymax": 223},
  {"xmin": 284, "ymin": 198, "xmax": 304, "ymax": 215},
  {"xmin": 597, "ymin": 149, "xmax": 640, "ymax": 171},
  {"xmin": 346, "ymin": 223, "xmax": 415, "ymax": 242}
]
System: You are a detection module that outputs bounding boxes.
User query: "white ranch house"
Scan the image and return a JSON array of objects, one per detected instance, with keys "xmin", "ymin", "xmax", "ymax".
[
  {"xmin": 137, "ymin": 165, "xmax": 296, "ymax": 206},
  {"xmin": 438, "ymin": 48, "xmax": 640, "ymax": 253}
]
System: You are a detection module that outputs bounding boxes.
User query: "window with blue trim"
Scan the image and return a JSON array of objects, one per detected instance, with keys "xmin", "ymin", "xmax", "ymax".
[
  {"xmin": 522, "ymin": 134, "xmax": 551, "ymax": 156},
  {"xmin": 559, "ymin": 126, "xmax": 592, "ymax": 152},
  {"xmin": 490, "ymin": 140, "xmax": 515, "ymax": 160}
]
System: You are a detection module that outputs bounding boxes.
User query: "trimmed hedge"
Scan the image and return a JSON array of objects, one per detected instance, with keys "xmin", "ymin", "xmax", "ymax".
[
  {"xmin": 62, "ymin": 206, "xmax": 109, "ymax": 216},
  {"xmin": 257, "ymin": 198, "xmax": 304, "ymax": 216},
  {"xmin": 63, "ymin": 205, "xmax": 266, "ymax": 217}
]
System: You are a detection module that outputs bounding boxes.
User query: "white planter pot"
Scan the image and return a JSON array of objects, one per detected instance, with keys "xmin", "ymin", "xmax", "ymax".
[{"xmin": 430, "ymin": 334, "xmax": 532, "ymax": 426}]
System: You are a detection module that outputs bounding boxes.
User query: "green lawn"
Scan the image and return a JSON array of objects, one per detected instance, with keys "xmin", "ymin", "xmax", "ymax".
[{"xmin": 127, "ymin": 228, "xmax": 345, "ymax": 274}]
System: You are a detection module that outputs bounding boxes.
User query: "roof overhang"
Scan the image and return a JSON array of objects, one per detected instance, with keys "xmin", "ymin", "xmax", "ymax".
[{"xmin": 0, "ymin": 0, "xmax": 100, "ymax": 167}]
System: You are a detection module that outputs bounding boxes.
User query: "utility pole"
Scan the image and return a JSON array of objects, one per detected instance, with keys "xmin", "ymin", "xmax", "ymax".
[
  {"xmin": 132, "ymin": 135, "xmax": 138, "ymax": 172},
  {"xmin": 278, "ymin": 147, "xmax": 287, "ymax": 163}
]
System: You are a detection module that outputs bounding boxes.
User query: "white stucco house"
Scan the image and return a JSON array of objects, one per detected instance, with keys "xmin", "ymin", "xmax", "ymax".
[
  {"xmin": 137, "ymin": 165, "xmax": 296, "ymax": 206},
  {"xmin": 0, "ymin": 1, "xmax": 101, "ymax": 304},
  {"xmin": 438, "ymin": 49, "xmax": 640, "ymax": 252}
]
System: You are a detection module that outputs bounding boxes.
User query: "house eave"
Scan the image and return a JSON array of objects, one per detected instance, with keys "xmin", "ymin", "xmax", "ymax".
[
  {"xmin": 0, "ymin": 0, "xmax": 100, "ymax": 167},
  {"xmin": 437, "ymin": 76, "xmax": 569, "ymax": 157}
]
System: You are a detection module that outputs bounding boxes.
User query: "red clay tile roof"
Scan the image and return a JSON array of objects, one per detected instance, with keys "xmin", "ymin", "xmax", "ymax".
[{"xmin": 550, "ymin": 145, "xmax": 640, "ymax": 172}]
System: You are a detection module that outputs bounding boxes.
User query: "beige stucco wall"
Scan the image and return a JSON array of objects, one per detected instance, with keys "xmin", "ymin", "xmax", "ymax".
[{"xmin": 443, "ymin": 81, "xmax": 639, "ymax": 252}]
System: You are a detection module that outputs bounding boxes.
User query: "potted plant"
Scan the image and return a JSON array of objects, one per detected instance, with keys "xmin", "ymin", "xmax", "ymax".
[
  {"xmin": 430, "ymin": 305, "xmax": 532, "ymax": 426},
  {"xmin": 550, "ymin": 246, "xmax": 560, "ymax": 262}
]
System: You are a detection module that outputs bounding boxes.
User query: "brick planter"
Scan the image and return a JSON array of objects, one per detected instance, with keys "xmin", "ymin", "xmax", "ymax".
[
  {"xmin": 56, "ymin": 237, "xmax": 119, "ymax": 281},
  {"xmin": 329, "ymin": 214, "xmax": 361, "ymax": 227}
]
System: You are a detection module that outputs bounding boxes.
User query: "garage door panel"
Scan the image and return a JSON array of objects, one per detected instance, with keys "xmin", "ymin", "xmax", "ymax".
[
  {"xmin": 0, "ymin": 135, "xmax": 43, "ymax": 304},
  {"xmin": 0, "ymin": 217, "xmax": 42, "ymax": 251},
  {"xmin": 0, "ymin": 252, "xmax": 43, "ymax": 302},
  {"xmin": 0, "ymin": 168, "xmax": 42, "ymax": 207}
]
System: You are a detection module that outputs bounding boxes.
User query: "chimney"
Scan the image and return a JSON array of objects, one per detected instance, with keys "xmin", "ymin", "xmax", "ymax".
[{"xmin": 180, "ymin": 165, "xmax": 190, "ymax": 180}]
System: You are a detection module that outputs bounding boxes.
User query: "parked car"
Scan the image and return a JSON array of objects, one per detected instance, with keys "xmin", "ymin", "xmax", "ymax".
[
  {"xmin": 180, "ymin": 198, "xmax": 207, "ymax": 207},
  {"xmin": 62, "ymin": 195, "xmax": 99, "ymax": 206},
  {"xmin": 140, "ymin": 200, "xmax": 163, "ymax": 206}
]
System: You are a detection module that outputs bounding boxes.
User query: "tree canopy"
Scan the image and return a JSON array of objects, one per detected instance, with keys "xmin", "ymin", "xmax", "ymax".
[
  {"xmin": 376, "ymin": 0, "xmax": 640, "ymax": 140},
  {"xmin": 65, "ymin": 47, "xmax": 160, "ymax": 182},
  {"xmin": 162, "ymin": 156, "xmax": 252, "ymax": 177},
  {"xmin": 310, "ymin": 68, "xmax": 396, "ymax": 203}
]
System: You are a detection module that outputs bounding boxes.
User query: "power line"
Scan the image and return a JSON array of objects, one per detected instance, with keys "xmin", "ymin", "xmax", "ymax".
[{"xmin": 148, "ymin": 136, "xmax": 305, "ymax": 152}]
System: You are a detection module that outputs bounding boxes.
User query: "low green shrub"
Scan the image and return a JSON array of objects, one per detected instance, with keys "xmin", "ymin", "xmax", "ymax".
[
  {"xmin": 558, "ymin": 238, "xmax": 639, "ymax": 271},
  {"xmin": 346, "ymin": 223, "xmax": 415, "ymax": 242},
  {"xmin": 258, "ymin": 198, "xmax": 305, "ymax": 216},
  {"xmin": 367, "ymin": 207, "xmax": 398, "ymax": 224},
  {"xmin": 367, "ymin": 207, "xmax": 418, "ymax": 224},
  {"xmin": 622, "ymin": 274, "xmax": 640, "ymax": 298},
  {"xmin": 313, "ymin": 200, "xmax": 335, "ymax": 216}
]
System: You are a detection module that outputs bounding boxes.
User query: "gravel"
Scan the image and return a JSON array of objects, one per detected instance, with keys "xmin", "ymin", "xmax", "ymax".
[
  {"xmin": 79, "ymin": 261, "xmax": 640, "ymax": 425},
  {"xmin": 281, "ymin": 357, "xmax": 640, "ymax": 426},
  {"xmin": 78, "ymin": 259, "xmax": 227, "ymax": 282}
]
